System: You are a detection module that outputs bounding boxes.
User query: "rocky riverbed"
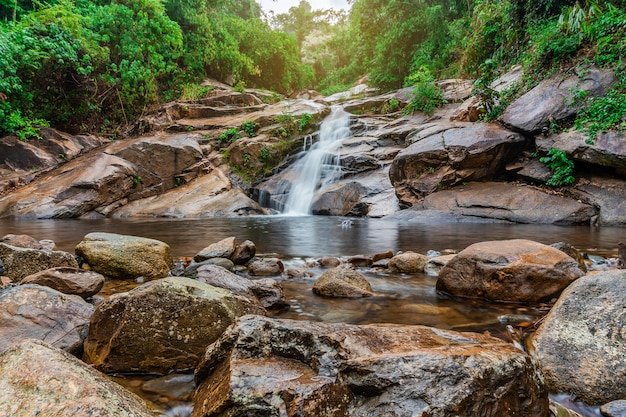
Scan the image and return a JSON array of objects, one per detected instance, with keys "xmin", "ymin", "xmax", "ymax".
[{"xmin": 1, "ymin": 231, "xmax": 625, "ymax": 416}]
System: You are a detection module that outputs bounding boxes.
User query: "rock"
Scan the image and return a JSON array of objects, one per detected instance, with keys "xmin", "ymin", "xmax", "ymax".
[
  {"xmin": 311, "ymin": 181, "xmax": 369, "ymax": 216},
  {"xmin": 372, "ymin": 250, "xmax": 393, "ymax": 262},
  {"xmin": 527, "ymin": 270, "xmax": 626, "ymax": 405},
  {"xmin": 1, "ymin": 233, "xmax": 46, "ymax": 249},
  {"xmin": 389, "ymin": 122, "xmax": 526, "ymax": 206},
  {"xmin": 508, "ymin": 158, "xmax": 553, "ymax": 183},
  {"xmin": 142, "ymin": 373, "xmax": 195, "ymax": 402},
  {"xmin": 422, "ymin": 182, "xmax": 596, "ymax": 224},
  {"xmin": 347, "ymin": 255, "xmax": 373, "ymax": 267},
  {"xmin": 318, "ymin": 257, "xmax": 341, "ymax": 268},
  {"xmin": 20, "ymin": 267, "xmax": 105, "ymax": 298},
  {"xmin": 75, "ymin": 232, "xmax": 173, "ymax": 280},
  {"xmin": 247, "ymin": 257, "xmax": 284, "ymax": 276},
  {"xmin": 601, "ymin": 400, "xmax": 626, "ymax": 417},
  {"xmin": 194, "ymin": 236, "xmax": 237, "ymax": 262},
  {"xmin": 388, "ymin": 251, "xmax": 428, "ymax": 273},
  {"xmin": 424, "ymin": 254, "xmax": 457, "ymax": 276},
  {"xmin": 0, "ymin": 339, "xmax": 154, "ymax": 417},
  {"xmin": 83, "ymin": 277, "xmax": 265, "ymax": 374},
  {"xmin": 500, "ymin": 66, "xmax": 617, "ymax": 133},
  {"xmin": 550, "ymin": 242, "xmax": 587, "ymax": 273},
  {"xmin": 536, "ymin": 130, "xmax": 626, "ymax": 172},
  {"xmin": 231, "ymin": 239, "xmax": 256, "ymax": 265},
  {"xmin": 192, "ymin": 315, "xmax": 548, "ymax": 417},
  {"xmin": 195, "ymin": 264, "xmax": 288, "ymax": 309},
  {"xmin": 0, "ymin": 284, "xmax": 94, "ymax": 354},
  {"xmin": 0, "ymin": 242, "xmax": 78, "ymax": 281},
  {"xmin": 184, "ymin": 258, "xmax": 235, "ymax": 276},
  {"xmin": 571, "ymin": 176, "xmax": 626, "ymax": 226},
  {"xmin": 437, "ymin": 239, "xmax": 585, "ymax": 303},
  {"xmin": 312, "ymin": 267, "xmax": 373, "ymax": 298}
]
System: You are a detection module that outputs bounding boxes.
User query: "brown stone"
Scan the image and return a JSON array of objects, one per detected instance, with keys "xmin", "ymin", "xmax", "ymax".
[
  {"xmin": 388, "ymin": 251, "xmax": 428, "ymax": 273},
  {"xmin": 20, "ymin": 267, "xmax": 105, "ymax": 298},
  {"xmin": 312, "ymin": 267, "xmax": 373, "ymax": 298}
]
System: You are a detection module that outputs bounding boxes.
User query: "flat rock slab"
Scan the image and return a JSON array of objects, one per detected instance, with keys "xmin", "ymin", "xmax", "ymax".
[
  {"xmin": 0, "ymin": 243, "xmax": 78, "ymax": 282},
  {"xmin": 20, "ymin": 267, "xmax": 105, "ymax": 298}
]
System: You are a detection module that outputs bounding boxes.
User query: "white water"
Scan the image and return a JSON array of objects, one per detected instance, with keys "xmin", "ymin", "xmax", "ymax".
[{"xmin": 283, "ymin": 106, "xmax": 352, "ymax": 215}]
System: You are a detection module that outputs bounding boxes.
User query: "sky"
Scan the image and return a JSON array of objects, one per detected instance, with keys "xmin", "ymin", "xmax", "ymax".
[{"xmin": 258, "ymin": 0, "xmax": 351, "ymax": 16}]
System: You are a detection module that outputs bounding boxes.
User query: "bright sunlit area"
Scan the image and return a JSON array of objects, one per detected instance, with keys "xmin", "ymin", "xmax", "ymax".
[{"xmin": 259, "ymin": 0, "xmax": 351, "ymax": 15}]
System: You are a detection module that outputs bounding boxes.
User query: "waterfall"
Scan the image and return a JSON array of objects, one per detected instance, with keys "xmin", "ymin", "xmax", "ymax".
[{"xmin": 283, "ymin": 106, "xmax": 351, "ymax": 215}]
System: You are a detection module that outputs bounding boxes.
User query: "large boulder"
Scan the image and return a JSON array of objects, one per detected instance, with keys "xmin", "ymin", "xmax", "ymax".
[
  {"xmin": 20, "ymin": 267, "xmax": 105, "ymax": 298},
  {"xmin": 311, "ymin": 181, "xmax": 369, "ymax": 216},
  {"xmin": 192, "ymin": 315, "xmax": 548, "ymax": 417},
  {"xmin": 389, "ymin": 122, "xmax": 526, "ymax": 207},
  {"xmin": 500, "ymin": 66, "xmax": 618, "ymax": 133},
  {"xmin": 75, "ymin": 232, "xmax": 173, "ymax": 280},
  {"xmin": 422, "ymin": 182, "xmax": 596, "ymax": 224},
  {"xmin": 436, "ymin": 239, "xmax": 585, "ymax": 303},
  {"xmin": 0, "ymin": 242, "xmax": 78, "ymax": 281},
  {"xmin": 571, "ymin": 176, "xmax": 626, "ymax": 226},
  {"xmin": 312, "ymin": 267, "xmax": 373, "ymax": 298},
  {"xmin": 527, "ymin": 270, "xmax": 626, "ymax": 405},
  {"xmin": 0, "ymin": 339, "xmax": 153, "ymax": 417},
  {"xmin": 83, "ymin": 277, "xmax": 265, "ymax": 374},
  {"xmin": 0, "ymin": 284, "xmax": 94, "ymax": 354}
]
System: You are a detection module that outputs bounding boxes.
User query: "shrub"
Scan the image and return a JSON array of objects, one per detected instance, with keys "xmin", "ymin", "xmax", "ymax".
[
  {"xmin": 403, "ymin": 82, "xmax": 446, "ymax": 116},
  {"xmin": 218, "ymin": 127, "xmax": 241, "ymax": 144},
  {"xmin": 241, "ymin": 120, "xmax": 258, "ymax": 137},
  {"xmin": 540, "ymin": 148, "xmax": 575, "ymax": 187},
  {"xmin": 297, "ymin": 113, "xmax": 313, "ymax": 133}
]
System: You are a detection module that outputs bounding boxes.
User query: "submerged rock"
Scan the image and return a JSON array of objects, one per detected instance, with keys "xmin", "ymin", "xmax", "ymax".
[
  {"xmin": 0, "ymin": 339, "xmax": 153, "ymax": 417},
  {"xmin": 83, "ymin": 277, "xmax": 265, "ymax": 374},
  {"xmin": 192, "ymin": 315, "xmax": 548, "ymax": 417},
  {"xmin": 437, "ymin": 239, "xmax": 585, "ymax": 303}
]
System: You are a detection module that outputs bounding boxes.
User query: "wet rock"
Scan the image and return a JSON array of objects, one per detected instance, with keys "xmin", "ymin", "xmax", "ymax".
[
  {"xmin": 0, "ymin": 284, "xmax": 94, "ymax": 354},
  {"xmin": 372, "ymin": 250, "xmax": 393, "ymax": 262},
  {"xmin": 75, "ymin": 232, "xmax": 173, "ymax": 280},
  {"xmin": 194, "ymin": 236, "xmax": 237, "ymax": 262},
  {"xmin": 527, "ymin": 270, "xmax": 626, "ymax": 405},
  {"xmin": 311, "ymin": 181, "xmax": 369, "ymax": 216},
  {"xmin": 318, "ymin": 257, "xmax": 341, "ymax": 268},
  {"xmin": 500, "ymin": 66, "xmax": 617, "ymax": 133},
  {"xmin": 142, "ymin": 373, "xmax": 195, "ymax": 402},
  {"xmin": 248, "ymin": 257, "xmax": 284, "ymax": 276},
  {"xmin": 312, "ymin": 267, "xmax": 373, "ymax": 298},
  {"xmin": 550, "ymin": 242, "xmax": 587, "ymax": 273},
  {"xmin": 388, "ymin": 251, "xmax": 428, "ymax": 273},
  {"xmin": 20, "ymin": 267, "xmax": 105, "ymax": 298},
  {"xmin": 0, "ymin": 233, "xmax": 51, "ymax": 250},
  {"xmin": 83, "ymin": 277, "xmax": 265, "ymax": 374},
  {"xmin": 424, "ymin": 254, "xmax": 456, "ymax": 276},
  {"xmin": 184, "ymin": 258, "xmax": 235, "ymax": 276},
  {"xmin": 389, "ymin": 122, "xmax": 526, "ymax": 206},
  {"xmin": 193, "ymin": 315, "xmax": 548, "ymax": 417},
  {"xmin": 422, "ymin": 182, "xmax": 596, "ymax": 224},
  {"xmin": 0, "ymin": 242, "xmax": 78, "ymax": 281},
  {"xmin": 437, "ymin": 239, "xmax": 585, "ymax": 303},
  {"xmin": 571, "ymin": 176, "xmax": 626, "ymax": 226},
  {"xmin": 0, "ymin": 339, "xmax": 153, "ymax": 417},
  {"xmin": 231, "ymin": 239, "xmax": 256, "ymax": 265},
  {"xmin": 601, "ymin": 400, "xmax": 626, "ymax": 417},
  {"xmin": 195, "ymin": 264, "xmax": 287, "ymax": 309},
  {"xmin": 347, "ymin": 255, "xmax": 373, "ymax": 267}
]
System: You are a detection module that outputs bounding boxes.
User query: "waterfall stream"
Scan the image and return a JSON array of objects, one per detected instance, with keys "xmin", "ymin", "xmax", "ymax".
[{"xmin": 282, "ymin": 106, "xmax": 352, "ymax": 215}]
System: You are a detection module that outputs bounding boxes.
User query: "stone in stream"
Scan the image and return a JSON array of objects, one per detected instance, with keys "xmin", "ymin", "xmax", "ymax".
[
  {"xmin": 388, "ymin": 251, "xmax": 428, "ymax": 273},
  {"xmin": 192, "ymin": 315, "xmax": 548, "ymax": 417},
  {"xmin": 75, "ymin": 232, "xmax": 173, "ymax": 280},
  {"xmin": 0, "ymin": 339, "xmax": 154, "ymax": 417},
  {"xmin": 20, "ymin": 266, "xmax": 105, "ymax": 298},
  {"xmin": 312, "ymin": 266, "xmax": 373, "ymax": 298},
  {"xmin": 0, "ymin": 242, "xmax": 78, "ymax": 281},
  {"xmin": 527, "ymin": 270, "xmax": 626, "ymax": 405},
  {"xmin": 437, "ymin": 239, "xmax": 585, "ymax": 303},
  {"xmin": 83, "ymin": 277, "xmax": 265, "ymax": 374},
  {"xmin": 0, "ymin": 284, "xmax": 94, "ymax": 355}
]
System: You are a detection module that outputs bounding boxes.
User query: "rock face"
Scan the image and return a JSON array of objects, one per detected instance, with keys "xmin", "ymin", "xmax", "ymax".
[
  {"xmin": 0, "ymin": 284, "xmax": 94, "ymax": 354},
  {"xmin": 571, "ymin": 176, "xmax": 626, "ymax": 226},
  {"xmin": 422, "ymin": 182, "xmax": 595, "ymax": 224},
  {"xmin": 20, "ymin": 267, "xmax": 105, "ymax": 298},
  {"xmin": 500, "ymin": 66, "xmax": 617, "ymax": 133},
  {"xmin": 83, "ymin": 277, "xmax": 265, "ymax": 374},
  {"xmin": 312, "ymin": 267, "xmax": 373, "ymax": 298},
  {"xmin": 437, "ymin": 239, "xmax": 585, "ymax": 303},
  {"xmin": 527, "ymin": 270, "xmax": 626, "ymax": 405},
  {"xmin": 0, "ymin": 243, "xmax": 78, "ymax": 281},
  {"xmin": 389, "ymin": 122, "xmax": 526, "ymax": 207},
  {"xmin": 0, "ymin": 339, "xmax": 153, "ymax": 417},
  {"xmin": 310, "ymin": 181, "xmax": 369, "ymax": 216},
  {"xmin": 75, "ymin": 232, "xmax": 173, "ymax": 279},
  {"xmin": 193, "ymin": 315, "xmax": 548, "ymax": 417}
]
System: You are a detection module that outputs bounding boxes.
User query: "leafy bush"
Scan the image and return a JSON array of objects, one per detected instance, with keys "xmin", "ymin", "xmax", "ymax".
[
  {"xmin": 540, "ymin": 148, "xmax": 576, "ymax": 186},
  {"xmin": 298, "ymin": 113, "xmax": 313, "ymax": 133},
  {"xmin": 240, "ymin": 120, "xmax": 258, "ymax": 137},
  {"xmin": 218, "ymin": 127, "xmax": 241, "ymax": 144},
  {"xmin": 403, "ymin": 82, "xmax": 446, "ymax": 116},
  {"xmin": 574, "ymin": 87, "xmax": 626, "ymax": 141}
]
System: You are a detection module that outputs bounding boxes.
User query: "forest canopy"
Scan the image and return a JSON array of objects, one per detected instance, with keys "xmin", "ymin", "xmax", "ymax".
[{"xmin": 1, "ymin": 0, "xmax": 624, "ymax": 138}]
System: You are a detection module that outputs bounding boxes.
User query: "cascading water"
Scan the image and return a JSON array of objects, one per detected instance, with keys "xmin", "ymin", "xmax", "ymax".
[{"xmin": 282, "ymin": 106, "xmax": 352, "ymax": 215}]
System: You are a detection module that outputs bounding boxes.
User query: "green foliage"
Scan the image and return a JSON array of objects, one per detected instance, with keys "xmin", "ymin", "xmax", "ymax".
[
  {"xmin": 240, "ymin": 120, "xmax": 257, "ymax": 137},
  {"xmin": 381, "ymin": 98, "xmax": 400, "ymax": 114},
  {"xmin": 298, "ymin": 113, "xmax": 313, "ymax": 133},
  {"xmin": 403, "ymin": 82, "xmax": 446, "ymax": 116},
  {"xmin": 471, "ymin": 59, "xmax": 501, "ymax": 120},
  {"xmin": 259, "ymin": 145, "xmax": 271, "ymax": 162},
  {"xmin": 540, "ymin": 148, "xmax": 575, "ymax": 187},
  {"xmin": 179, "ymin": 83, "xmax": 212, "ymax": 100},
  {"xmin": 218, "ymin": 127, "xmax": 241, "ymax": 144},
  {"xmin": 574, "ymin": 87, "xmax": 626, "ymax": 140}
]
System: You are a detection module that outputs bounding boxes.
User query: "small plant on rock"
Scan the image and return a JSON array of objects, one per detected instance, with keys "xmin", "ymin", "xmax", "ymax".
[
  {"xmin": 219, "ymin": 127, "xmax": 242, "ymax": 145},
  {"xmin": 241, "ymin": 120, "xmax": 258, "ymax": 137},
  {"xmin": 540, "ymin": 148, "xmax": 576, "ymax": 186}
]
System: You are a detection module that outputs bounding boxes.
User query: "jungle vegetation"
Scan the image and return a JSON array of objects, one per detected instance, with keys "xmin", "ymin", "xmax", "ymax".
[{"xmin": 1, "ymin": 0, "xmax": 624, "ymax": 139}]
